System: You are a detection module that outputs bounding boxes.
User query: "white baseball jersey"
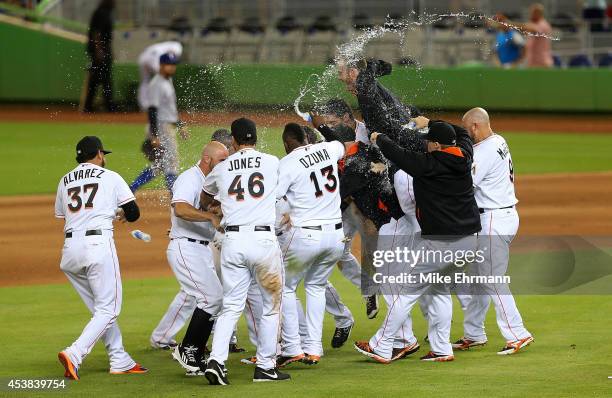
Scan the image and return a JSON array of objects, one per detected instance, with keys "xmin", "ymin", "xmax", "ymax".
[
  {"xmin": 170, "ymin": 164, "xmax": 216, "ymax": 241},
  {"xmin": 393, "ymin": 169, "xmax": 416, "ymax": 216},
  {"xmin": 203, "ymin": 148, "xmax": 279, "ymax": 227},
  {"xmin": 355, "ymin": 120, "xmax": 370, "ymax": 144},
  {"xmin": 148, "ymin": 74, "xmax": 178, "ymax": 123},
  {"xmin": 277, "ymin": 141, "xmax": 344, "ymax": 226},
  {"xmin": 138, "ymin": 41, "xmax": 183, "ymax": 75},
  {"xmin": 471, "ymin": 133, "xmax": 518, "ymax": 209},
  {"xmin": 55, "ymin": 163, "xmax": 134, "ymax": 232},
  {"xmin": 137, "ymin": 41, "xmax": 183, "ymax": 110},
  {"xmin": 275, "ymin": 196, "xmax": 291, "ymax": 237}
]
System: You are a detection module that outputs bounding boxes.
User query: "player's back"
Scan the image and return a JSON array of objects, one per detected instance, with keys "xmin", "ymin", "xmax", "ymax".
[
  {"xmin": 205, "ymin": 148, "xmax": 279, "ymax": 227},
  {"xmin": 278, "ymin": 141, "xmax": 344, "ymax": 226},
  {"xmin": 473, "ymin": 134, "xmax": 517, "ymax": 209},
  {"xmin": 55, "ymin": 163, "xmax": 134, "ymax": 232}
]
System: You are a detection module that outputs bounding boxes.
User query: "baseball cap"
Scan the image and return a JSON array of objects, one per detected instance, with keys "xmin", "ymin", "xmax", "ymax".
[
  {"xmin": 423, "ymin": 122, "xmax": 456, "ymax": 146},
  {"xmin": 76, "ymin": 136, "xmax": 111, "ymax": 162},
  {"xmin": 159, "ymin": 52, "xmax": 179, "ymax": 65},
  {"xmin": 231, "ymin": 118, "xmax": 257, "ymax": 144}
]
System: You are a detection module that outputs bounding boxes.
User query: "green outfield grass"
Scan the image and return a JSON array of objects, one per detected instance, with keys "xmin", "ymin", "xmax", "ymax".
[
  {"xmin": 1, "ymin": 269, "xmax": 611, "ymax": 398},
  {"xmin": 2, "ymin": 121, "xmax": 612, "ymax": 196}
]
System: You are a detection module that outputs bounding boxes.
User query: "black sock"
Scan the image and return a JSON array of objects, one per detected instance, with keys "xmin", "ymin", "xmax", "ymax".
[{"xmin": 182, "ymin": 308, "xmax": 214, "ymax": 353}]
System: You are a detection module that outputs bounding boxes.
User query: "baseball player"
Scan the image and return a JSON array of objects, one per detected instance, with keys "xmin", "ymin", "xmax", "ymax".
[
  {"xmin": 452, "ymin": 107, "xmax": 533, "ymax": 355},
  {"xmin": 150, "ymin": 129, "xmax": 246, "ymax": 353},
  {"xmin": 202, "ymin": 118, "xmax": 289, "ymax": 384},
  {"xmin": 55, "ymin": 136, "xmax": 147, "ymax": 380},
  {"xmin": 137, "ymin": 41, "xmax": 183, "ymax": 111},
  {"xmin": 163, "ymin": 142, "xmax": 229, "ymax": 376},
  {"xmin": 311, "ymin": 99, "xmax": 380, "ymax": 319},
  {"xmin": 130, "ymin": 52, "xmax": 188, "ymax": 192},
  {"xmin": 276, "ymin": 123, "xmax": 346, "ymax": 367}
]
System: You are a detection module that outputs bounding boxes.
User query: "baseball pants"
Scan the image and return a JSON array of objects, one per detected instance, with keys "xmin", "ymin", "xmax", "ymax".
[
  {"xmin": 337, "ymin": 204, "xmax": 364, "ymax": 288},
  {"xmin": 209, "ymin": 228, "xmax": 283, "ymax": 370},
  {"xmin": 150, "ymin": 289, "xmax": 196, "ymax": 346},
  {"xmin": 369, "ymin": 234, "xmax": 478, "ymax": 359},
  {"xmin": 461, "ymin": 208, "xmax": 531, "ymax": 342},
  {"xmin": 379, "ymin": 216, "xmax": 418, "ymax": 349},
  {"xmin": 59, "ymin": 230, "xmax": 136, "ymax": 372},
  {"xmin": 167, "ymin": 239, "xmax": 223, "ymax": 314},
  {"xmin": 281, "ymin": 224, "xmax": 345, "ymax": 357}
]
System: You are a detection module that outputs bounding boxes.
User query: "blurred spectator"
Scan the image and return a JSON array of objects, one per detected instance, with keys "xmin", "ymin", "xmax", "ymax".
[
  {"xmin": 492, "ymin": 14, "xmax": 525, "ymax": 68},
  {"xmin": 83, "ymin": 0, "xmax": 115, "ymax": 113},
  {"xmin": 582, "ymin": 0, "xmax": 607, "ymax": 31},
  {"xmin": 511, "ymin": 3, "xmax": 554, "ymax": 68}
]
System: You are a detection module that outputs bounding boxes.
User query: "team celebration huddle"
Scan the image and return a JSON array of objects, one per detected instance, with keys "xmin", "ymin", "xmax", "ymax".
[{"xmin": 54, "ymin": 52, "xmax": 533, "ymax": 385}]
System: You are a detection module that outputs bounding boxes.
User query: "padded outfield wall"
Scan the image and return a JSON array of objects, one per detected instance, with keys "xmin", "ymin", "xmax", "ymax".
[{"xmin": 1, "ymin": 20, "xmax": 611, "ymax": 112}]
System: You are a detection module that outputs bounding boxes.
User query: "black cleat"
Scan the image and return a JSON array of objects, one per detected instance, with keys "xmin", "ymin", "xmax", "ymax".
[
  {"xmin": 172, "ymin": 344, "xmax": 201, "ymax": 373},
  {"xmin": 229, "ymin": 343, "xmax": 246, "ymax": 353},
  {"xmin": 253, "ymin": 366, "xmax": 291, "ymax": 382},
  {"xmin": 331, "ymin": 323, "xmax": 354, "ymax": 348},
  {"xmin": 365, "ymin": 295, "xmax": 379, "ymax": 319},
  {"xmin": 204, "ymin": 359, "xmax": 229, "ymax": 385}
]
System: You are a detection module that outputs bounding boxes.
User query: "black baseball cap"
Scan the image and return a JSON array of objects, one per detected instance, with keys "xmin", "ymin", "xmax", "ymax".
[
  {"xmin": 160, "ymin": 52, "xmax": 180, "ymax": 65},
  {"xmin": 76, "ymin": 136, "xmax": 111, "ymax": 162},
  {"xmin": 423, "ymin": 122, "xmax": 456, "ymax": 146},
  {"xmin": 231, "ymin": 118, "xmax": 257, "ymax": 144}
]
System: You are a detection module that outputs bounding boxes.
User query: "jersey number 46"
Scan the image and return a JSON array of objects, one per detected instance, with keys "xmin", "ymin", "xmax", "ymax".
[{"xmin": 228, "ymin": 173, "xmax": 264, "ymax": 201}]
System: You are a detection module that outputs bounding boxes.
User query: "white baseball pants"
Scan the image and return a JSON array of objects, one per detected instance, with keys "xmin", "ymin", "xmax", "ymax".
[
  {"xmin": 281, "ymin": 225, "xmax": 345, "ymax": 357},
  {"xmin": 166, "ymin": 238, "xmax": 223, "ymax": 314},
  {"xmin": 369, "ymin": 234, "xmax": 478, "ymax": 358},
  {"xmin": 150, "ymin": 289, "xmax": 196, "ymax": 345},
  {"xmin": 209, "ymin": 229, "xmax": 283, "ymax": 370},
  {"xmin": 60, "ymin": 231, "xmax": 136, "ymax": 372},
  {"xmin": 462, "ymin": 208, "xmax": 531, "ymax": 342}
]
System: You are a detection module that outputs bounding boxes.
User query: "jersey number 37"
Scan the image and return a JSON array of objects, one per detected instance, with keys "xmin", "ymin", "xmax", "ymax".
[{"xmin": 67, "ymin": 183, "xmax": 99, "ymax": 212}]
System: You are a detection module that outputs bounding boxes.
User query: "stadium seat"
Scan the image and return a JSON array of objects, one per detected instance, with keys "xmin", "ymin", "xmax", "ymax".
[
  {"xmin": 597, "ymin": 53, "xmax": 612, "ymax": 67},
  {"xmin": 568, "ymin": 54, "xmax": 593, "ymax": 67},
  {"xmin": 190, "ymin": 30, "xmax": 230, "ymax": 64},
  {"xmin": 353, "ymin": 14, "xmax": 374, "ymax": 30},
  {"xmin": 113, "ymin": 28, "xmax": 166, "ymax": 63},
  {"xmin": 553, "ymin": 55, "xmax": 563, "ymax": 68},
  {"xmin": 261, "ymin": 29, "xmax": 303, "ymax": 63},
  {"xmin": 364, "ymin": 31, "xmax": 403, "ymax": 63},
  {"xmin": 226, "ymin": 28, "xmax": 265, "ymax": 63},
  {"xmin": 302, "ymin": 17, "xmax": 338, "ymax": 64}
]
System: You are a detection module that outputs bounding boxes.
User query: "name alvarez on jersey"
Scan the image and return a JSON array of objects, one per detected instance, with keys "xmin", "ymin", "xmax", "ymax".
[{"xmin": 62, "ymin": 167, "xmax": 105, "ymax": 186}]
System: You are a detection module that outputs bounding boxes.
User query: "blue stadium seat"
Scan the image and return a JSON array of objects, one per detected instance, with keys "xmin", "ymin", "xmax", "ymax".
[
  {"xmin": 598, "ymin": 53, "xmax": 612, "ymax": 67},
  {"xmin": 553, "ymin": 55, "xmax": 563, "ymax": 67},
  {"xmin": 568, "ymin": 54, "xmax": 592, "ymax": 67}
]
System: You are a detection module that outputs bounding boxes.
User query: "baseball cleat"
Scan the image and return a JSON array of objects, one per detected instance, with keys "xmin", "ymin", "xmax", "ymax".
[
  {"xmin": 420, "ymin": 351, "xmax": 454, "ymax": 362},
  {"xmin": 58, "ymin": 351, "xmax": 79, "ymax": 380},
  {"xmin": 204, "ymin": 359, "xmax": 229, "ymax": 386},
  {"xmin": 391, "ymin": 341, "xmax": 420, "ymax": 361},
  {"xmin": 150, "ymin": 339, "xmax": 177, "ymax": 350},
  {"xmin": 452, "ymin": 337, "xmax": 488, "ymax": 350},
  {"xmin": 353, "ymin": 341, "xmax": 391, "ymax": 364},
  {"xmin": 229, "ymin": 343, "xmax": 246, "ymax": 353},
  {"xmin": 253, "ymin": 366, "xmax": 291, "ymax": 382},
  {"xmin": 110, "ymin": 363, "xmax": 149, "ymax": 375},
  {"xmin": 365, "ymin": 295, "xmax": 379, "ymax": 319},
  {"xmin": 302, "ymin": 354, "xmax": 321, "ymax": 365},
  {"xmin": 331, "ymin": 323, "xmax": 354, "ymax": 348},
  {"xmin": 172, "ymin": 344, "xmax": 201, "ymax": 372},
  {"xmin": 497, "ymin": 336, "xmax": 534, "ymax": 355},
  {"xmin": 240, "ymin": 356, "xmax": 257, "ymax": 365},
  {"xmin": 277, "ymin": 353, "xmax": 305, "ymax": 368}
]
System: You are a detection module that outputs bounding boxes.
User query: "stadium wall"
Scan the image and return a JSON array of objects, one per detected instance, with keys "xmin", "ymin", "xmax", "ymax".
[{"xmin": 2, "ymin": 20, "xmax": 611, "ymax": 112}]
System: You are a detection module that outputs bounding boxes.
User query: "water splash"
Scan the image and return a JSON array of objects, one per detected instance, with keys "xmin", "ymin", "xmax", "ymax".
[{"xmin": 294, "ymin": 12, "xmax": 560, "ymax": 117}]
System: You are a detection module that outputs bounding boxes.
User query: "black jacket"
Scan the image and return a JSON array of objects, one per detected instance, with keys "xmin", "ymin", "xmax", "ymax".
[
  {"xmin": 376, "ymin": 121, "xmax": 481, "ymax": 237},
  {"xmin": 355, "ymin": 60, "xmax": 425, "ymax": 152},
  {"xmin": 339, "ymin": 142, "xmax": 404, "ymax": 230}
]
